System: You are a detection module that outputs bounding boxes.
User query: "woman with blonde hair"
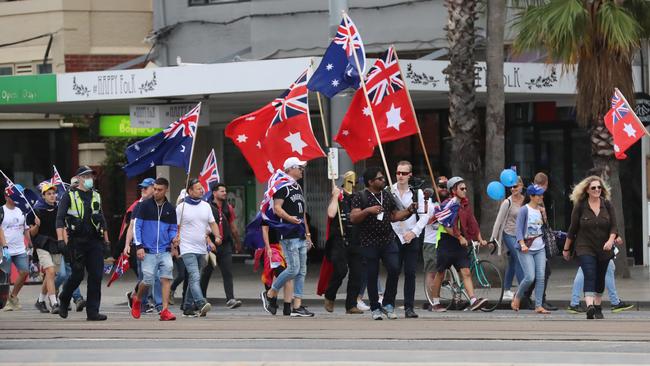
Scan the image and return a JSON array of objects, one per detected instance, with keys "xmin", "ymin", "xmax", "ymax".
[{"xmin": 563, "ymin": 175, "xmax": 617, "ymax": 320}]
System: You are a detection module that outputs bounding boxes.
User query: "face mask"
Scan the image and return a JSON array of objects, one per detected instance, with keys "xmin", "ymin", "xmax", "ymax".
[{"xmin": 83, "ymin": 178, "xmax": 94, "ymax": 190}]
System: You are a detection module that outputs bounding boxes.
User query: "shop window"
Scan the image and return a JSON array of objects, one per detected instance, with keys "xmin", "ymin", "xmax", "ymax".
[
  {"xmin": 37, "ymin": 63, "xmax": 52, "ymax": 74},
  {"xmin": 0, "ymin": 66, "xmax": 12, "ymax": 76}
]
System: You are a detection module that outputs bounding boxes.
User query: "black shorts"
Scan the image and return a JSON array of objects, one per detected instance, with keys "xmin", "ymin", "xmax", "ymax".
[{"xmin": 435, "ymin": 234, "xmax": 470, "ymax": 272}]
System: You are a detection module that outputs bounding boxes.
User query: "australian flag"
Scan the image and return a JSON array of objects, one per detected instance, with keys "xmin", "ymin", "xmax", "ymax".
[
  {"xmin": 1, "ymin": 172, "xmax": 39, "ymax": 220},
  {"xmin": 199, "ymin": 149, "xmax": 221, "ymax": 201},
  {"xmin": 307, "ymin": 13, "xmax": 366, "ymax": 98},
  {"xmin": 124, "ymin": 103, "xmax": 201, "ymax": 177},
  {"xmin": 431, "ymin": 197, "xmax": 461, "ymax": 228}
]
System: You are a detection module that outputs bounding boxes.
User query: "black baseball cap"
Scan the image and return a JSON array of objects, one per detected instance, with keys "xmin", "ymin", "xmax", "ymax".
[{"xmin": 75, "ymin": 165, "xmax": 95, "ymax": 176}]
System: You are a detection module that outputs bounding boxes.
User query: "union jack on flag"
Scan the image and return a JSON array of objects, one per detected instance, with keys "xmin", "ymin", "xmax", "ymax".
[
  {"xmin": 199, "ymin": 149, "xmax": 221, "ymax": 201},
  {"xmin": 107, "ymin": 253, "xmax": 131, "ymax": 287},
  {"xmin": 610, "ymin": 90, "xmax": 629, "ymax": 125},
  {"xmin": 365, "ymin": 47, "xmax": 404, "ymax": 106},
  {"xmin": 270, "ymin": 69, "xmax": 309, "ymax": 127},
  {"xmin": 333, "ymin": 13, "xmax": 364, "ymax": 59},
  {"xmin": 260, "ymin": 169, "xmax": 295, "ymax": 220},
  {"xmin": 431, "ymin": 198, "xmax": 460, "ymax": 228},
  {"xmin": 163, "ymin": 103, "xmax": 201, "ymax": 139}
]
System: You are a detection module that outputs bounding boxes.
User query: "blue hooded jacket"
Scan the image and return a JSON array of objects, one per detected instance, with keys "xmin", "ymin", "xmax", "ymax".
[{"xmin": 133, "ymin": 197, "xmax": 177, "ymax": 254}]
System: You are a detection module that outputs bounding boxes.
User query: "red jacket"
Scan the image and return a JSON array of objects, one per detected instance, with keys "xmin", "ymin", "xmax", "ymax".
[{"xmin": 452, "ymin": 197, "xmax": 480, "ymax": 241}]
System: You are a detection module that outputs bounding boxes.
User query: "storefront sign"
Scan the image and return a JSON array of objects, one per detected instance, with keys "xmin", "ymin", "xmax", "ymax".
[
  {"xmin": 0, "ymin": 74, "xmax": 56, "ymax": 105},
  {"xmin": 635, "ymin": 92, "xmax": 650, "ymax": 126},
  {"xmin": 129, "ymin": 103, "xmax": 210, "ymax": 128},
  {"xmin": 99, "ymin": 115, "xmax": 162, "ymax": 137}
]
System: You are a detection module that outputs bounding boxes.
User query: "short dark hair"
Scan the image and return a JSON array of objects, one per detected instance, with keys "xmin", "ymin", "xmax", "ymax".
[
  {"xmin": 154, "ymin": 177, "xmax": 169, "ymax": 187},
  {"xmin": 212, "ymin": 183, "xmax": 226, "ymax": 192},
  {"xmin": 187, "ymin": 178, "xmax": 201, "ymax": 191},
  {"xmin": 363, "ymin": 167, "xmax": 383, "ymax": 187}
]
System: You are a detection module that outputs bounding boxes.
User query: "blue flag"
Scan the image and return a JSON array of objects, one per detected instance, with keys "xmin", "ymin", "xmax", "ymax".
[
  {"xmin": 1, "ymin": 172, "xmax": 38, "ymax": 221},
  {"xmin": 123, "ymin": 103, "xmax": 201, "ymax": 178},
  {"xmin": 307, "ymin": 13, "xmax": 366, "ymax": 98}
]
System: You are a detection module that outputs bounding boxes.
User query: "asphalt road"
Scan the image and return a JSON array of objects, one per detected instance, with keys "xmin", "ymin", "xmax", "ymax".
[{"xmin": 2, "ymin": 301, "xmax": 649, "ymax": 365}]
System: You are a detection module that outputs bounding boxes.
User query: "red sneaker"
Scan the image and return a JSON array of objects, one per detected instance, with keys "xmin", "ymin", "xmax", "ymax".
[
  {"xmin": 131, "ymin": 299, "xmax": 141, "ymax": 319},
  {"xmin": 160, "ymin": 308, "xmax": 176, "ymax": 321}
]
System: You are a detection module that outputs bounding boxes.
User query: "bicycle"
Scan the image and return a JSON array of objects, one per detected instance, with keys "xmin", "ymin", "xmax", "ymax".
[{"xmin": 424, "ymin": 239, "xmax": 503, "ymax": 312}]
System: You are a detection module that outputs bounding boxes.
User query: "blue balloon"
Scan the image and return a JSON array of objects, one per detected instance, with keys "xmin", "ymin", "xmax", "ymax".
[
  {"xmin": 500, "ymin": 169, "xmax": 518, "ymax": 187},
  {"xmin": 487, "ymin": 181, "xmax": 506, "ymax": 200}
]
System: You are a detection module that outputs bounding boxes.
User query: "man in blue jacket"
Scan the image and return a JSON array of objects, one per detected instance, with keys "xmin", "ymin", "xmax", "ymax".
[{"xmin": 129, "ymin": 178, "xmax": 178, "ymax": 321}]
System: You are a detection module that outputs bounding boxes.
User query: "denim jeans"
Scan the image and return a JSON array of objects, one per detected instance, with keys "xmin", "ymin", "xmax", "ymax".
[
  {"xmin": 502, "ymin": 233, "xmax": 524, "ymax": 290},
  {"xmin": 577, "ymin": 255, "xmax": 608, "ymax": 297},
  {"xmin": 570, "ymin": 259, "xmax": 618, "ymax": 306},
  {"xmin": 55, "ymin": 260, "xmax": 81, "ymax": 301},
  {"xmin": 137, "ymin": 257, "xmax": 162, "ymax": 310},
  {"xmin": 181, "ymin": 253, "xmax": 207, "ymax": 309},
  {"xmin": 271, "ymin": 238, "xmax": 307, "ymax": 297},
  {"xmin": 515, "ymin": 248, "xmax": 546, "ymax": 308},
  {"xmin": 362, "ymin": 241, "xmax": 399, "ymax": 311}
]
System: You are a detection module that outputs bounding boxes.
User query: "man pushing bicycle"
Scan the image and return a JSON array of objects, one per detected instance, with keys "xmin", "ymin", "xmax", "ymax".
[{"xmin": 428, "ymin": 176, "xmax": 488, "ymax": 312}]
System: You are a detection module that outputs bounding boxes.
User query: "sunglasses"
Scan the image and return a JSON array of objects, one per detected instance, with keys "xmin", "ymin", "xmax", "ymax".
[
  {"xmin": 590, "ymin": 186, "xmax": 602, "ymax": 191},
  {"xmin": 457, "ymin": 187, "xmax": 467, "ymax": 191},
  {"xmin": 396, "ymin": 171, "xmax": 411, "ymax": 176},
  {"xmin": 372, "ymin": 176, "xmax": 386, "ymax": 182},
  {"xmin": 437, "ymin": 184, "xmax": 447, "ymax": 189}
]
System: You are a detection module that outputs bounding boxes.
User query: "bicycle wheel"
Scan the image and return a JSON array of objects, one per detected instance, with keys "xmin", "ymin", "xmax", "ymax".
[
  {"xmin": 471, "ymin": 260, "xmax": 503, "ymax": 312},
  {"xmin": 424, "ymin": 269, "xmax": 455, "ymax": 310}
]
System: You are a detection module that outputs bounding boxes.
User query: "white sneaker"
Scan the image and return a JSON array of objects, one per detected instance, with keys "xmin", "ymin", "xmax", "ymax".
[
  {"xmin": 502, "ymin": 290, "xmax": 514, "ymax": 301},
  {"xmin": 2, "ymin": 296, "xmax": 20, "ymax": 311},
  {"xmin": 357, "ymin": 300, "xmax": 370, "ymax": 311}
]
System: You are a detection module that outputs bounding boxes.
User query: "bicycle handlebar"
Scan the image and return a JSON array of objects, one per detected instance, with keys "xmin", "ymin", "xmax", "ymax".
[{"xmin": 470, "ymin": 239, "xmax": 499, "ymax": 255}]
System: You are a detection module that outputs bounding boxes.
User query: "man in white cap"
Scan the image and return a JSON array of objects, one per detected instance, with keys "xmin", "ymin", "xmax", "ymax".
[{"xmin": 261, "ymin": 157, "xmax": 314, "ymax": 317}]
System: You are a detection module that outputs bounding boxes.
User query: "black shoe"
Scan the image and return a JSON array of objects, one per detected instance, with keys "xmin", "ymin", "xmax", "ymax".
[
  {"xmin": 566, "ymin": 304, "xmax": 586, "ymax": 314},
  {"xmin": 594, "ymin": 305, "xmax": 604, "ymax": 319},
  {"xmin": 75, "ymin": 298, "xmax": 86, "ymax": 312},
  {"xmin": 586, "ymin": 305, "xmax": 595, "ymax": 319},
  {"xmin": 87, "ymin": 313, "xmax": 107, "ymax": 321},
  {"xmin": 405, "ymin": 308, "xmax": 419, "ymax": 318},
  {"xmin": 51, "ymin": 304, "xmax": 60, "ymax": 315},
  {"xmin": 290, "ymin": 306, "xmax": 315, "ymax": 317},
  {"xmin": 182, "ymin": 308, "xmax": 198, "ymax": 318},
  {"xmin": 260, "ymin": 291, "xmax": 277, "ymax": 315},
  {"xmin": 612, "ymin": 301, "xmax": 635, "ymax": 313},
  {"xmin": 35, "ymin": 300, "xmax": 49, "ymax": 313},
  {"xmin": 542, "ymin": 301, "xmax": 558, "ymax": 311},
  {"xmin": 58, "ymin": 302, "xmax": 69, "ymax": 319}
]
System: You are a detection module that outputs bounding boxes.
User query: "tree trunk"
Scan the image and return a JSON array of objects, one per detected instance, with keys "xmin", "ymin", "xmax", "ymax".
[
  {"xmin": 443, "ymin": 0, "xmax": 481, "ymax": 200},
  {"xmin": 591, "ymin": 123, "xmax": 631, "ymax": 278},
  {"xmin": 481, "ymin": 0, "xmax": 506, "ymax": 244}
]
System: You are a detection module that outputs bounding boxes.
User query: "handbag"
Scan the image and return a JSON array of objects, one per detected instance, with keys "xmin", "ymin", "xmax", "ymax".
[{"xmin": 542, "ymin": 224, "xmax": 559, "ymax": 258}]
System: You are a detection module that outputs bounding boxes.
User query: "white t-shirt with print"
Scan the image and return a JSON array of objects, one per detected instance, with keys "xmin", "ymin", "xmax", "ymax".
[
  {"xmin": 1, "ymin": 205, "xmax": 27, "ymax": 256},
  {"xmin": 176, "ymin": 201, "xmax": 215, "ymax": 255},
  {"xmin": 526, "ymin": 205, "xmax": 545, "ymax": 251}
]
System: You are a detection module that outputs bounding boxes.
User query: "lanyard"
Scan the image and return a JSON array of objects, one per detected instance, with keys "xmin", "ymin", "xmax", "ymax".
[{"xmin": 369, "ymin": 190, "xmax": 383, "ymax": 207}]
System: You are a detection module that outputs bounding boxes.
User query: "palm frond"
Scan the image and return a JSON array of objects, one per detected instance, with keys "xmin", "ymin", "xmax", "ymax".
[
  {"xmin": 512, "ymin": 0, "xmax": 588, "ymax": 63},
  {"xmin": 597, "ymin": 1, "xmax": 641, "ymax": 55},
  {"xmin": 621, "ymin": 0, "xmax": 650, "ymax": 39}
]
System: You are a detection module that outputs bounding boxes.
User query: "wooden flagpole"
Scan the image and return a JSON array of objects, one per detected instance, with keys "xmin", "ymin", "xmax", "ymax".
[
  {"xmin": 341, "ymin": 11, "xmax": 394, "ymax": 189},
  {"xmin": 393, "ymin": 46, "xmax": 441, "ymax": 203},
  {"xmin": 615, "ymin": 88, "xmax": 650, "ymax": 138}
]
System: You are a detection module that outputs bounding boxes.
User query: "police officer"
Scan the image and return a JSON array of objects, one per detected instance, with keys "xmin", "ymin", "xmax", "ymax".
[{"xmin": 56, "ymin": 166, "xmax": 110, "ymax": 321}]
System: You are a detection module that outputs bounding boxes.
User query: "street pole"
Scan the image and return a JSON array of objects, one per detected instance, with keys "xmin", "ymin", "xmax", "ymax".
[{"xmin": 329, "ymin": 0, "xmax": 354, "ymax": 182}]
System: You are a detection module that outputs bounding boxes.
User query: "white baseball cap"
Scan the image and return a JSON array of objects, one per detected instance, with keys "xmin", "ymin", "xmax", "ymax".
[{"xmin": 283, "ymin": 157, "xmax": 307, "ymax": 171}]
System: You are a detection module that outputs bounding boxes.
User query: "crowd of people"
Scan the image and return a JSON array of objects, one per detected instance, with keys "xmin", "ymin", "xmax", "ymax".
[{"xmin": 0, "ymin": 158, "xmax": 636, "ymax": 321}]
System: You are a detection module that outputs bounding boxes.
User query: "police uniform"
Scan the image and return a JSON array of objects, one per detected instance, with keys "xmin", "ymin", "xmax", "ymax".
[{"xmin": 56, "ymin": 166, "xmax": 108, "ymax": 320}]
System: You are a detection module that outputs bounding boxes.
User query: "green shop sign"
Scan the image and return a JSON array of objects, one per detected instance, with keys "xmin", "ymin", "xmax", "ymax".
[
  {"xmin": 0, "ymin": 74, "xmax": 57, "ymax": 105},
  {"xmin": 99, "ymin": 115, "xmax": 162, "ymax": 137}
]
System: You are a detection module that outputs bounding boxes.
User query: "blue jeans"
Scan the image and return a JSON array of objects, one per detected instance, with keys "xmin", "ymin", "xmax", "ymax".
[
  {"xmin": 55, "ymin": 260, "xmax": 81, "ymax": 301},
  {"xmin": 181, "ymin": 253, "xmax": 207, "ymax": 309},
  {"xmin": 502, "ymin": 233, "xmax": 524, "ymax": 290},
  {"xmin": 137, "ymin": 257, "xmax": 162, "ymax": 310},
  {"xmin": 271, "ymin": 238, "xmax": 307, "ymax": 297},
  {"xmin": 516, "ymin": 248, "xmax": 546, "ymax": 308},
  {"xmin": 577, "ymin": 255, "xmax": 609, "ymax": 297},
  {"xmin": 0, "ymin": 253, "xmax": 28, "ymax": 273},
  {"xmin": 570, "ymin": 259, "xmax": 618, "ymax": 306}
]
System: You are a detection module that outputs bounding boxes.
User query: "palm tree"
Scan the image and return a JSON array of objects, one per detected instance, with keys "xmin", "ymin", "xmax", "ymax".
[
  {"xmin": 444, "ymin": 0, "xmax": 482, "ymax": 197},
  {"xmin": 513, "ymin": 0, "xmax": 650, "ymax": 277}
]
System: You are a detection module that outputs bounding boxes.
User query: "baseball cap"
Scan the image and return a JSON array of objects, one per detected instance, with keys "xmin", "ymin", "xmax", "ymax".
[
  {"xmin": 283, "ymin": 157, "xmax": 307, "ymax": 171},
  {"xmin": 138, "ymin": 178, "xmax": 155, "ymax": 188},
  {"xmin": 41, "ymin": 183, "xmax": 57, "ymax": 194},
  {"xmin": 75, "ymin": 165, "xmax": 95, "ymax": 177},
  {"xmin": 447, "ymin": 176, "xmax": 464, "ymax": 191},
  {"xmin": 526, "ymin": 184, "xmax": 545, "ymax": 196}
]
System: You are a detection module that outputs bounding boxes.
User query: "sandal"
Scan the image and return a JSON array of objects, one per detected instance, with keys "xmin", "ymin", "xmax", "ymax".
[{"xmin": 535, "ymin": 307, "xmax": 550, "ymax": 314}]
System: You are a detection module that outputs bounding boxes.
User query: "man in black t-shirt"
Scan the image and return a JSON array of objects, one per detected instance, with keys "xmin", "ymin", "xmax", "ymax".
[
  {"xmin": 350, "ymin": 167, "xmax": 414, "ymax": 320},
  {"xmin": 261, "ymin": 157, "xmax": 314, "ymax": 317}
]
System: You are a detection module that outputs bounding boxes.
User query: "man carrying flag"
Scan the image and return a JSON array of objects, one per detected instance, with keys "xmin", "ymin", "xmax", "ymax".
[
  {"xmin": 335, "ymin": 47, "xmax": 418, "ymax": 162},
  {"xmin": 308, "ymin": 13, "xmax": 366, "ymax": 97},
  {"xmin": 124, "ymin": 103, "xmax": 200, "ymax": 177},
  {"xmin": 604, "ymin": 88, "xmax": 647, "ymax": 159}
]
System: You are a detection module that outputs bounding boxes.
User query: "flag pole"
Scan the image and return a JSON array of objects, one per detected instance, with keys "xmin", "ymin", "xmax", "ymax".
[
  {"xmin": 0, "ymin": 169, "xmax": 37, "ymax": 218},
  {"xmin": 176, "ymin": 102, "xmax": 203, "ymax": 247},
  {"xmin": 341, "ymin": 11, "xmax": 394, "ymax": 189},
  {"xmin": 393, "ymin": 47, "xmax": 441, "ymax": 203},
  {"xmin": 615, "ymin": 88, "xmax": 650, "ymax": 138}
]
